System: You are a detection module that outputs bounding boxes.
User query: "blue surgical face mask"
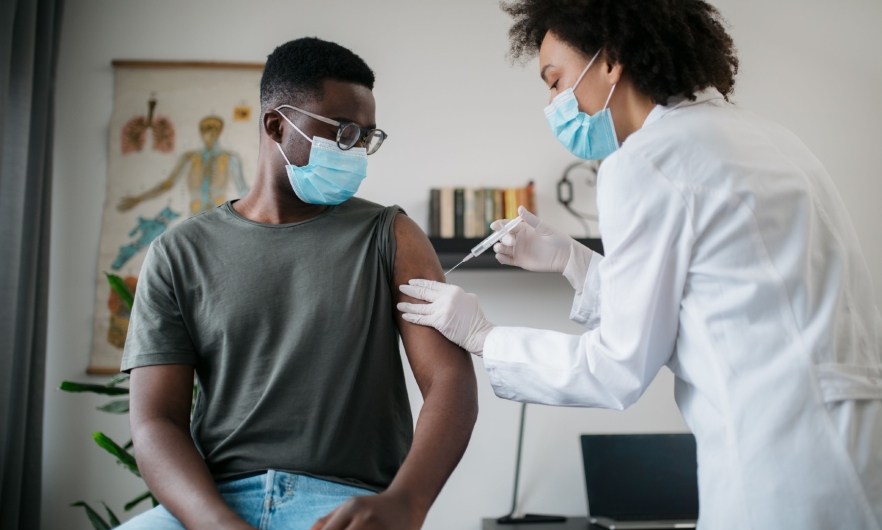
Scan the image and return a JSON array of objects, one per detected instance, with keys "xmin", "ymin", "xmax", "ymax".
[
  {"xmin": 544, "ymin": 49, "xmax": 618, "ymax": 160},
  {"xmin": 275, "ymin": 108, "xmax": 368, "ymax": 205}
]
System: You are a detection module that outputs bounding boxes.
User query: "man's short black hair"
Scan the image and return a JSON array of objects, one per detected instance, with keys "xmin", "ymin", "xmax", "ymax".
[{"xmin": 260, "ymin": 37, "xmax": 375, "ymax": 112}]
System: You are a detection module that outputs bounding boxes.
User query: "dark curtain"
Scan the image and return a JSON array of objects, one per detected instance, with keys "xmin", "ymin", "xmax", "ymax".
[{"xmin": 0, "ymin": 0, "xmax": 64, "ymax": 528}]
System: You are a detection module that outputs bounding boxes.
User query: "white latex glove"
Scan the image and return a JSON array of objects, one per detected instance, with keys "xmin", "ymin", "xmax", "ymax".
[
  {"xmin": 397, "ymin": 280, "xmax": 495, "ymax": 356},
  {"xmin": 493, "ymin": 206, "xmax": 586, "ymax": 273}
]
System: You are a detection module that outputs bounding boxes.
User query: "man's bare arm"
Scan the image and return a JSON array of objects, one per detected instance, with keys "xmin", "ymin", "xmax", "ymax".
[
  {"xmin": 129, "ymin": 364, "xmax": 255, "ymax": 530},
  {"xmin": 312, "ymin": 213, "xmax": 479, "ymax": 530},
  {"xmin": 387, "ymin": 213, "xmax": 480, "ymax": 516}
]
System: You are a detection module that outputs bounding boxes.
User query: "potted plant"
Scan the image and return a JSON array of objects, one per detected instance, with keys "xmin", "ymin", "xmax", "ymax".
[{"xmin": 59, "ymin": 273, "xmax": 156, "ymax": 529}]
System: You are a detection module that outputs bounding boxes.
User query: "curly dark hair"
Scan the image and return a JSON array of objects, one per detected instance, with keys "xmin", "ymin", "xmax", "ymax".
[
  {"xmin": 260, "ymin": 37, "xmax": 375, "ymax": 111},
  {"xmin": 501, "ymin": 0, "xmax": 738, "ymax": 104}
]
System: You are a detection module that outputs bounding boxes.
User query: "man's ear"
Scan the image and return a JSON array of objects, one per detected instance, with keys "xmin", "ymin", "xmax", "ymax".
[{"xmin": 263, "ymin": 109, "xmax": 284, "ymax": 144}]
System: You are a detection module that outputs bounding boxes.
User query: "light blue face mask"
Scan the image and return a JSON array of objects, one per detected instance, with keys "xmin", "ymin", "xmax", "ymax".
[
  {"xmin": 275, "ymin": 108, "xmax": 368, "ymax": 205},
  {"xmin": 544, "ymin": 49, "xmax": 618, "ymax": 160}
]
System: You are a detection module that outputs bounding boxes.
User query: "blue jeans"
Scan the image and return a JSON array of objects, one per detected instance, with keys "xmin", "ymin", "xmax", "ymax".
[{"xmin": 117, "ymin": 471, "xmax": 375, "ymax": 530}]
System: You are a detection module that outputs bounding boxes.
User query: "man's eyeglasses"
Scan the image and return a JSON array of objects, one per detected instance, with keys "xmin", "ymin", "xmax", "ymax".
[{"xmin": 275, "ymin": 105, "xmax": 387, "ymax": 155}]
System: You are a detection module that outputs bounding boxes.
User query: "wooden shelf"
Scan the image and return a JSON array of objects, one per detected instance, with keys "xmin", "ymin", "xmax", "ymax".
[{"xmin": 430, "ymin": 237, "xmax": 603, "ymax": 270}]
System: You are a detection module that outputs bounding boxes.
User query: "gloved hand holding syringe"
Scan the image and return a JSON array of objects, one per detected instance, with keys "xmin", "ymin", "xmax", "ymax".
[{"xmin": 444, "ymin": 215, "xmax": 523, "ymax": 275}]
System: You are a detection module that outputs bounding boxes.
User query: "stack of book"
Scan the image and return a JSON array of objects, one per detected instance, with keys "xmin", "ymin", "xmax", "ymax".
[{"xmin": 428, "ymin": 182, "xmax": 536, "ymax": 238}]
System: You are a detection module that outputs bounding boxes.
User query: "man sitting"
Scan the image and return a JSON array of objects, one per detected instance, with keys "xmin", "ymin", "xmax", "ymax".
[{"xmin": 118, "ymin": 37, "xmax": 478, "ymax": 530}]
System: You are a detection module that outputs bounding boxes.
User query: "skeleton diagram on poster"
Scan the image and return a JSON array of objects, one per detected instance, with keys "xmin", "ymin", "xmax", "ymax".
[{"xmin": 89, "ymin": 61, "xmax": 263, "ymax": 373}]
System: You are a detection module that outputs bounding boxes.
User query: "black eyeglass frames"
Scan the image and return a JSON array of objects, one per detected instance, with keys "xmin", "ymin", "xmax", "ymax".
[{"xmin": 275, "ymin": 104, "xmax": 387, "ymax": 155}]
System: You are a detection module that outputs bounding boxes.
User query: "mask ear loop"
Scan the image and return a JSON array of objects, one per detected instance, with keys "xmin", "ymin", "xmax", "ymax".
[
  {"xmin": 603, "ymin": 83, "xmax": 617, "ymax": 110},
  {"xmin": 276, "ymin": 142, "xmax": 292, "ymax": 166},
  {"xmin": 274, "ymin": 106, "xmax": 313, "ymax": 166},
  {"xmin": 572, "ymin": 48, "xmax": 603, "ymax": 91}
]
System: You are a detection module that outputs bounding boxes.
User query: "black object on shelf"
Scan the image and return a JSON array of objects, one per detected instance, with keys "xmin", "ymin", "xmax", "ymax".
[
  {"xmin": 430, "ymin": 237, "xmax": 603, "ymax": 270},
  {"xmin": 496, "ymin": 404, "xmax": 567, "ymax": 525}
]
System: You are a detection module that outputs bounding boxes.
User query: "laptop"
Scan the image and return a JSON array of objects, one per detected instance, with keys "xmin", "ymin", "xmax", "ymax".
[{"xmin": 580, "ymin": 434, "xmax": 699, "ymax": 530}]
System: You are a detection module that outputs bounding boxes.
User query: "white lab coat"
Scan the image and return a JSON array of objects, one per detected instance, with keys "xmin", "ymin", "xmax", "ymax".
[{"xmin": 482, "ymin": 90, "xmax": 882, "ymax": 529}]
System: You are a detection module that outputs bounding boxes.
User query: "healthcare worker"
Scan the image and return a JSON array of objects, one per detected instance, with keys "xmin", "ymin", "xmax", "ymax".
[{"xmin": 397, "ymin": 0, "xmax": 882, "ymax": 528}]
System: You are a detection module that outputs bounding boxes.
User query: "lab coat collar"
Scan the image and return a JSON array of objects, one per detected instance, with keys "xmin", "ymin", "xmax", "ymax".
[{"xmin": 642, "ymin": 88, "xmax": 724, "ymax": 129}]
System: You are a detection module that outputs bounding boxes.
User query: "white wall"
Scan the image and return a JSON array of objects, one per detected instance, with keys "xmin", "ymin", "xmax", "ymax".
[{"xmin": 43, "ymin": 0, "xmax": 882, "ymax": 529}]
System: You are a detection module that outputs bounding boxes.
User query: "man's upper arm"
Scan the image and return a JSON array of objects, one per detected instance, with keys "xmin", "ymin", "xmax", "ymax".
[
  {"xmin": 124, "ymin": 242, "xmax": 199, "ymax": 428},
  {"xmin": 121, "ymin": 241, "xmax": 198, "ymax": 372},
  {"xmin": 391, "ymin": 214, "xmax": 474, "ymax": 393},
  {"xmin": 130, "ymin": 364, "xmax": 195, "ymax": 430}
]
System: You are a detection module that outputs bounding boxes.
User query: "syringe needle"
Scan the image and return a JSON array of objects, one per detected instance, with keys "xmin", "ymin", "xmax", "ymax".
[
  {"xmin": 444, "ymin": 260, "xmax": 465, "ymax": 276},
  {"xmin": 444, "ymin": 253, "xmax": 474, "ymax": 276}
]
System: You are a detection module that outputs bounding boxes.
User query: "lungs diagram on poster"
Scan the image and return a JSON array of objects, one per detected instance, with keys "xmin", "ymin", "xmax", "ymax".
[{"xmin": 89, "ymin": 61, "xmax": 263, "ymax": 373}]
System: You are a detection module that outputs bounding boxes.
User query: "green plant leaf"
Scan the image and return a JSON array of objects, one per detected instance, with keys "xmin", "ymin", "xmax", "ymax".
[
  {"xmin": 70, "ymin": 502, "xmax": 111, "ymax": 530},
  {"xmin": 124, "ymin": 490, "xmax": 153, "ymax": 512},
  {"xmin": 92, "ymin": 432, "xmax": 140, "ymax": 477},
  {"xmin": 106, "ymin": 373, "xmax": 130, "ymax": 388},
  {"xmin": 151, "ymin": 493, "xmax": 158, "ymax": 507},
  {"xmin": 100, "ymin": 502, "xmax": 121, "ymax": 527},
  {"xmin": 59, "ymin": 381, "xmax": 129, "ymax": 395},
  {"xmin": 123, "ymin": 439, "xmax": 133, "ymax": 450},
  {"xmin": 97, "ymin": 399, "xmax": 130, "ymax": 414},
  {"xmin": 105, "ymin": 273, "xmax": 134, "ymax": 310}
]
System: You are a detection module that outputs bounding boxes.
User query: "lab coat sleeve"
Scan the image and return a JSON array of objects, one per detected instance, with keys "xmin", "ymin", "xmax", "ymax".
[{"xmin": 482, "ymin": 152, "xmax": 693, "ymax": 409}]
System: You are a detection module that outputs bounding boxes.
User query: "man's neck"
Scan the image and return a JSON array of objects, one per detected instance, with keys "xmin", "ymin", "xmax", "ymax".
[{"xmin": 233, "ymin": 156, "xmax": 328, "ymax": 225}]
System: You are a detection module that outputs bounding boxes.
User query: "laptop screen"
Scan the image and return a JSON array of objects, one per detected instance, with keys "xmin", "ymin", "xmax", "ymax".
[{"xmin": 580, "ymin": 434, "xmax": 699, "ymax": 521}]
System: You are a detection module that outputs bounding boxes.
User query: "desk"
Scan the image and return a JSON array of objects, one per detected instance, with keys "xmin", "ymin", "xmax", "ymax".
[{"xmin": 482, "ymin": 518, "xmax": 600, "ymax": 530}]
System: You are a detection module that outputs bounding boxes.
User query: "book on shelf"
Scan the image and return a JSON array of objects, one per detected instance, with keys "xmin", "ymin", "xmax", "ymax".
[
  {"xmin": 453, "ymin": 188, "xmax": 464, "ymax": 238},
  {"xmin": 483, "ymin": 188, "xmax": 495, "ymax": 234},
  {"xmin": 429, "ymin": 189, "xmax": 440, "ymax": 238},
  {"xmin": 463, "ymin": 189, "xmax": 475, "ymax": 239},
  {"xmin": 440, "ymin": 188, "xmax": 454, "ymax": 238},
  {"xmin": 428, "ymin": 182, "xmax": 536, "ymax": 239}
]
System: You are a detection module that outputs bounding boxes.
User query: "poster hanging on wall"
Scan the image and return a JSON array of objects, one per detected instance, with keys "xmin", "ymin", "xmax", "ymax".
[{"xmin": 88, "ymin": 60, "xmax": 263, "ymax": 374}]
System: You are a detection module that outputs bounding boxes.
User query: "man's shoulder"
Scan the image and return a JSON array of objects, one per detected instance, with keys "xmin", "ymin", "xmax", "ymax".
[
  {"xmin": 338, "ymin": 197, "xmax": 400, "ymax": 215},
  {"xmin": 152, "ymin": 205, "xmax": 229, "ymax": 249},
  {"xmin": 334, "ymin": 197, "xmax": 405, "ymax": 226}
]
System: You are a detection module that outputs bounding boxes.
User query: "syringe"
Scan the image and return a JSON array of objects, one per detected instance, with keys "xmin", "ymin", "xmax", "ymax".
[{"xmin": 444, "ymin": 215, "xmax": 523, "ymax": 275}]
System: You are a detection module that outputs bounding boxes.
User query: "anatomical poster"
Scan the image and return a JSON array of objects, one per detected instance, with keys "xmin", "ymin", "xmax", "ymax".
[{"xmin": 88, "ymin": 61, "xmax": 263, "ymax": 373}]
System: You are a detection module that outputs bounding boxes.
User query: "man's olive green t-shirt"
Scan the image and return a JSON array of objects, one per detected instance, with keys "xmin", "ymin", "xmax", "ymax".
[{"xmin": 120, "ymin": 198, "xmax": 413, "ymax": 492}]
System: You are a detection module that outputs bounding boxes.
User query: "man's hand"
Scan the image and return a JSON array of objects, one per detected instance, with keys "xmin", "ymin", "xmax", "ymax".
[
  {"xmin": 309, "ymin": 491, "xmax": 422, "ymax": 530},
  {"xmin": 398, "ymin": 280, "xmax": 494, "ymax": 356}
]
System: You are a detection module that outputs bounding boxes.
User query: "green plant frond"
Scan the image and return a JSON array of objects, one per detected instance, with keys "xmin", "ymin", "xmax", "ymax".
[
  {"xmin": 106, "ymin": 373, "xmax": 131, "ymax": 388},
  {"xmin": 105, "ymin": 273, "xmax": 134, "ymax": 310},
  {"xmin": 124, "ymin": 490, "xmax": 153, "ymax": 512},
  {"xmin": 70, "ymin": 502, "xmax": 111, "ymax": 530},
  {"xmin": 123, "ymin": 439, "xmax": 134, "ymax": 450},
  {"xmin": 151, "ymin": 493, "xmax": 158, "ymax": 507},
  {"xmin": 92, "ymin": 432, "xmax": 140, "ymax": 477},
  {"xmin": 97, "ymin": 399, "xmax": 130, "ymax": 414},
  {"xmin": 59, "ymin": 381, "xmax": 129, "ymax": 396},
  {"xmin": 100, "ymin": 502, "xmax": 121, "ymax": 526}
]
